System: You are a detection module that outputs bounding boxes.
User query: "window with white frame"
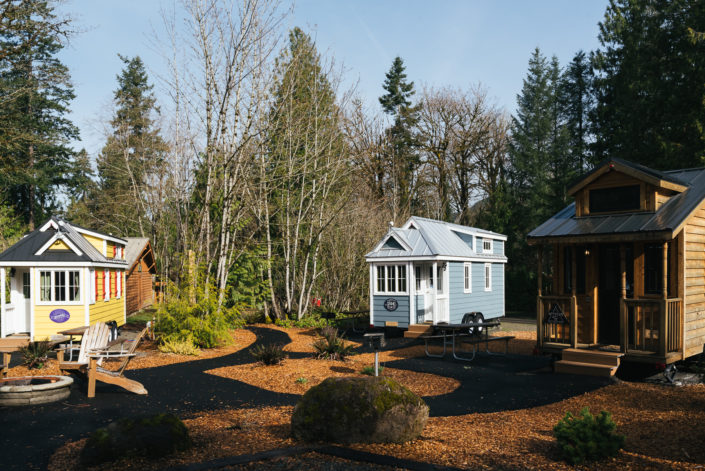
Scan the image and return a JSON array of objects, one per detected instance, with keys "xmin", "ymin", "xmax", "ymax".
[
  {"xmin": 39, "ymin": 270, "xmax": 81, "ymax": 303},
  {"xmin": 415, "ymin": 266, "xmax": 421, "ymax": 291},
  {"xmin": 117, "ymin": 271, "xmax": 122, "ymax": 298},
  {"xmin": 483, "ymin": 239, "xmax": 493, "ymax": 253},
  {"xmin": 375, "ymin": 265, "xmax": 407, "ymax": 294},
  {"xmin": 484, "ymin": 263, "xmax": 492, "ymax": 291},
  {"xmin": 464, "ymin": 262, "xmax": 472, "ymax": 293}
]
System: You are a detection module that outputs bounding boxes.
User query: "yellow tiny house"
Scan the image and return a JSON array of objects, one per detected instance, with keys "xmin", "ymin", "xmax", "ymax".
[{"xmin": 0, "ymin": 216, "xmax": 127, "ymax": 341}]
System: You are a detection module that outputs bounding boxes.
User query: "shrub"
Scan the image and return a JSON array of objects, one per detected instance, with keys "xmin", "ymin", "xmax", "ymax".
[
  {"xmin": 250, "ymin": 343, "xmax": 286, "ymax": 365},
  {"xmin": 312, "ymin": 326, "xmax": 355, "ymax": 360},
  {"xmin": 20, "ymin": 341, "xmax": 51, "ymax": 369},
  {"xmin": 295, "ymin": 377, "xmax": 308, "ymax": 384},
  {"xmin": 155, "ymin": 279, "xmax": 240, "ymax": 349},
  {"xmin": 361, "ymin": 365, "xmax": 384, "ymax": 376},
  {"xmin": 553, "ymin": 407, "xmax": 625, "ymax": 464},
  {"xmin": 81, "ymin": 413, "xmax": 191, "ymax": 465},
  {"xmin": 159, "ymin": 337, "xmax": 201, "ymax": 356}
]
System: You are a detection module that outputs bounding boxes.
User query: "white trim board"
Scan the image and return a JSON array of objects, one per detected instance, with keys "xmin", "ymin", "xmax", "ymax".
[
  {"xmin": 367, "ymin": 256, "xmax": 507, "ymax": 264},
  {"xmin": 34, "ymin": 232, "xmax": 83, "ymax": 257}
]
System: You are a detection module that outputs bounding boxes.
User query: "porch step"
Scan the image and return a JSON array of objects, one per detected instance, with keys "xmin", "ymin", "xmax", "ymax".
[
  {"xmin": 404, "ymin": 324, "xmax": 434, "ymax": 339},
  {"xmin": 561, "ymin": 348, "xmax": 623, "ymax": 367},
  {"xmin": 555, "ymin": 360, "xmax": 618, "ymax": 377}
]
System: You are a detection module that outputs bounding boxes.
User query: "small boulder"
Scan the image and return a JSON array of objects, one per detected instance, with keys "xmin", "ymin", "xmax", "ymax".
[
  {"xmin": 291, "ymin": 376, "xmax": 428, "ymax": 444},
  {"xmin": 80, "ymin": 413, "xmax": 192, "ymax": 465}
]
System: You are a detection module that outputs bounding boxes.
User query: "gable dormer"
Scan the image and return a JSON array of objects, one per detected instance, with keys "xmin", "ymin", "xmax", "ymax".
[{"xmin": 569, "ymin": 159, "xmax": 687, "ymax": 217}]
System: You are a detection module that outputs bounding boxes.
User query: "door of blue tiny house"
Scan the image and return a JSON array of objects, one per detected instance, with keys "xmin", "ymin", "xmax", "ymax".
[{"xmin": 414, "ymin": 263, "xmax": 433, "ymax": 323}]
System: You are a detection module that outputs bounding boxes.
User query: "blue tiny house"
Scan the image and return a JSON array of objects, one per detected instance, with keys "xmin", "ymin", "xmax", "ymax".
[{"xmin": 365, "ymin": 217, "xmax": 507, "ymax": 330}]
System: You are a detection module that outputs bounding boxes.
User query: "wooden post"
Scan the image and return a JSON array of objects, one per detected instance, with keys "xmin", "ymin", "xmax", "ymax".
[
  {"xmin": 679, "ymin": 230, "xmax": 686, "ymax": 359},
  {"xmin": 88, "ymin": 357, "xmax": 97, "ymax": 398},
  {"xmin": 1, "ymin": 352, "xmax": 9, "ymax": 378},
  {"xmin": 570, "ymin": 246, "xmax": 578, "ymax": 347},
  {"xmin": 620, "ymin": 244, "xmax": 627, "ymax": 353},
  {"xmin": 537, "ymin": 246, "xmax": 543, "ymax": 347},
  {"xmin": 432, "ymin": 261, "xmax": 438, "ymax": 325},
  {"xmin": 0, "ymin": 267, "xmax": 5, "ymax": 339},
  {"xmin": 660, "ymin": 242, "xmax": 668, "ymax": 356}
]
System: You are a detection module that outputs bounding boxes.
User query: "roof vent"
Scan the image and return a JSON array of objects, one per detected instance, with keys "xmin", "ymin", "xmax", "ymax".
[{"xmin": 388, "ymin": 221, "xmax": 394, "ymax": 230}]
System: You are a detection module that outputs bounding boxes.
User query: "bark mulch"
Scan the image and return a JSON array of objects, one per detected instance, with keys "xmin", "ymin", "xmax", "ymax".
[{"xmin": 44, "ymin": 325, "xmax": 705, "ymax": 471}]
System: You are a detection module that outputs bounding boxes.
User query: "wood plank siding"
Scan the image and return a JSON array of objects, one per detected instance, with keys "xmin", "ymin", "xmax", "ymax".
[{"xmin": 685, "ymin": 204, "xmax": 705, "ymax": 358}]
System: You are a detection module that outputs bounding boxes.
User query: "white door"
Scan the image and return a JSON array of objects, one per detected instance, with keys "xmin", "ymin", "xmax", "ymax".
[
  {"xmin": 435, "ymin": 263, "xmax": 449, "ymax": 323},
  {"xmin": 9, "ymin": 269, "xmax": 31, "ymax": 334},
  {"xmin": 413, "ymin": 264, "xmax": 434, "ymax": 323}
]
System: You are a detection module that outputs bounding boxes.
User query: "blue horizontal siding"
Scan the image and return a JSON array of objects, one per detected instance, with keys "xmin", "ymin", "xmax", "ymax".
[
  {"xmin": 372, "ymin": 295, "xmax": 409, "ymax": 328},
  {"xmin": 448, "ymin": 262, "xmax": 504, "ymax": 323},
  {"xmin": 494, "ymin": 240, "xmax": 504, "ymax": 256}
]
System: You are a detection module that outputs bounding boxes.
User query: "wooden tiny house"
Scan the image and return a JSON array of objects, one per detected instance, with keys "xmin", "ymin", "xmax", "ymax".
[
  {"xmin": 528, "ymin": 159, "xmax": 705, "ymax": 373},
  {"xmin": 124, "ymin": 238, "xmax": 156, "ymax": 314}
]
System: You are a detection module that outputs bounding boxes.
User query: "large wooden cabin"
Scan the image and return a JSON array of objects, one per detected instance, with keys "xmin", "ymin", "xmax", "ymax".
[{"xmin": 528, "ymin": 159, "xmax": 705, "ymax": 374}]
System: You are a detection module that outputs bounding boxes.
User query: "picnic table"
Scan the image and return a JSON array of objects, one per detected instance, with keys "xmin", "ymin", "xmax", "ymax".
[
  {"xmin": 420, "ymin": 320, "xmax": 515, "ymax": 361},
  {"xmin": 58, "ymin": 326, "xmax": 88, "ymax": 362}
]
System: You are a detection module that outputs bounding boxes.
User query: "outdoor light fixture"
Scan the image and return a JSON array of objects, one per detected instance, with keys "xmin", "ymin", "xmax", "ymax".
[
  {"xmin": 585, "ymin": 249, "xmax": 590, "ymax": 256},
  {"xmin": 363, "ymin": 332, "xmax": 385, "ymax": 377}
]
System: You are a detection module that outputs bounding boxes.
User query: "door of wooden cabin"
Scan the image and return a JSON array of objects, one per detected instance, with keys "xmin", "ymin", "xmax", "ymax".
[{"xmin": 598, "ymin": 245, "xmax": 621, "ymax": 345}]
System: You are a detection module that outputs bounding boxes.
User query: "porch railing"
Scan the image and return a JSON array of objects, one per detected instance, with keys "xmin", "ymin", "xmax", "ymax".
[
  {"xmin": 538, "ymin": 295, "xmax": 572, "ymax": 345},
  {"xmin": 624, "ymin": 298, "xmax": 681, "ymax": 354}
]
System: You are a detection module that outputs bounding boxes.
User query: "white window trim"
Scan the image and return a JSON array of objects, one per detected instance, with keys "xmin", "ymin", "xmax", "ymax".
[
  {"xmin": 116, "ymin": 270, "xmax": 122, "ymax": 298},
  {"xmin": 482, "ymin": 239, "xmax": 493, "ymax": 254},
  {"xmin": 463, "ymin": 262, "xmax": 472, "ymax": 293},
  {"xmin": 36, "ymin": 269, "xmax": 83, "ymax": 306},
  {"xmin": 104, "ymin": 269, "xmax": 110, "ymax": 301},
  {"xmin": 484, "ymin": 263, "xmax": 492, "ymax": 292},
  {"xmin": 373, "ymin": 264, "xmax": 409, "ymax": 295},
  {"xmin": 90, "ymin": 269, "xmax": 96, "ymax": 304}
]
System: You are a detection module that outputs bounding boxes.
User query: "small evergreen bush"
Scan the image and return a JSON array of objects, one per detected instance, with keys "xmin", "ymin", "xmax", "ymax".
[
  {"xmin": 159, "ymin": 337, "xmax": 201, "ymax": 356},
  {"xmin": 20, "ymin": 341, "xmax": 51, "ymax": 369},
  {"xmin": 312, "ymin": 326, "xmax": 355, "ymax": 360},
  {"xmin": 553, "ymin": 407, "xmax": 625, "ymax": 464},
  {"xmin": 361, "ymin": 365, "xmax": 384, "ymax": 376},
  {"xmin": 250, "ymin": 343, "xmax": 286, "ymax": 365}
]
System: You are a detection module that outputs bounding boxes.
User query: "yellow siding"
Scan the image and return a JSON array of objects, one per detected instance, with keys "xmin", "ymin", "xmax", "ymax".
[
  {"xmin": 33, "ymin": 304, "xmax": 86, "ymax": 341},
  {"xmin": 83, "ymin": 234, "xmax": 105, "ymax": 255},
  {"xmin": 89, "ymin": 295, "xmax": 125, "ymax": 327},
  {"xmin": 96, "ymin": 270, "xmax": 104, "ymax": 300},
  {"xmin": 48, "ymin": 240, "xmax": 71, "ymax": 251},
  {"xmin": 107, "ymin": 243, "xmax": 115, "ymax": 258}
]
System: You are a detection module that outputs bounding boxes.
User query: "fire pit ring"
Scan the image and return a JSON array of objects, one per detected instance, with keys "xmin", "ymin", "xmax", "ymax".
[{"xmin": 0, "ymin": 375, "xmax": 73, "ymax": 406}]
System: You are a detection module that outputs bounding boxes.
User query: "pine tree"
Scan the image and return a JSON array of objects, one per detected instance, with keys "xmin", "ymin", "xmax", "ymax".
[
  {"xmin": 379, "ymin": 56, "xmax": 419, "ymax": 217},
  {"xmin": 592, "ymin": 0, "xmax": 705, "ymax": 169},
  {"xmin": 0, "ymin": 0, "xmax": 80, "ymax": 229},
  {"xmin": 91, "ymin": 55, "xmax": 166, "ymax": 236},
  {"xmin": 561, "ymin": 50, "xmax": 594, "ymax": 170}
]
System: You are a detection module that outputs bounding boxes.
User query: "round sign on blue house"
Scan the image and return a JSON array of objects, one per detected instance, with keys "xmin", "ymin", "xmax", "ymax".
[{"xmin": 49, "ymin": 309, "xmax": 70, "ymax": 323}]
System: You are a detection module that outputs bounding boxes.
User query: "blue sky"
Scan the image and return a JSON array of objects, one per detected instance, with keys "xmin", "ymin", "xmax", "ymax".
[{"xmin": 58, "ymin": 0, "xmax": 608, "ymax": 155}]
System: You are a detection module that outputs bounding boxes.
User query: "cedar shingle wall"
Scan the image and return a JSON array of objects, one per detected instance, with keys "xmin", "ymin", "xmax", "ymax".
[{"xmin": 126, "ymin": 257, "xmax": 154, "ymax": 314}]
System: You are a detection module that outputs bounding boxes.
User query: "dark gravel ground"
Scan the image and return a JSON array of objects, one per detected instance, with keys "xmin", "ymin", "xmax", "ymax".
[{"xmin": 0, "ymin": 326, "xmax": 610, "ymax": 471}]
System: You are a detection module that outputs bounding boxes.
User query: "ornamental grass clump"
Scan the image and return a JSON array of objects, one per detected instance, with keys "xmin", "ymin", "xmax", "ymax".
[
  {"xmin": 250, "ymin": 343, "xmax": 286, "ymax": 365},
  {"xmin": 19, "ymin": 341, "xmax": 51, "ymax": 369},
  {"xmin": 553, "ymin": 407, "xmax": 625, "ymax": 464},
  {"xmin": 312, "ymin": 326, "xmax": 355, "ymax": 360}
]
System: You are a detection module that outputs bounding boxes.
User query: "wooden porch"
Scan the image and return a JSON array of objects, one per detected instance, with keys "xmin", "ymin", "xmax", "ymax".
[{"xmin": 536, "ymin": 238, "xmax": 685, "ymax": 364}]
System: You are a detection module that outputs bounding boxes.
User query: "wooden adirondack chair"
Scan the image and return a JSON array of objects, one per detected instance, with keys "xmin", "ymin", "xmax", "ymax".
[{"xmin": 57, "ymin": 323, "xmax": 148, "ymax": 398}]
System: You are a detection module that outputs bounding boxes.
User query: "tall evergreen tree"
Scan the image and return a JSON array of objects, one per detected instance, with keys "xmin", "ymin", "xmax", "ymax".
[
  {"xmin": 592, "ymin": 0, "xmax": 705, "ymax": 169},
  {"xmin": 561, "ymin": 50, "xmax": 594, "ymax": 170},
  {"xmin": 0, "ymin": 0, "xmax": 80, "ymax": 229},
  {"xmin": 507, "ymin": 48, "xmax": 574, "ymax": 311},
  {"xmin": 379, "ymin": 57, "xmax": 419, "ymax": 217},
  {"xmin": 90, "ymin": 55, "xmax": 166, "ymax": 236},
  {"xmin": 264, "ymin": 27, "xmax": 347, "ymax": 319}
]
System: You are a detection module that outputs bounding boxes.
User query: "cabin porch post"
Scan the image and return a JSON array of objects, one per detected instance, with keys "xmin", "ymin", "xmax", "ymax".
[
  {"xmin": 0, "ymin": 267, "xmax": 5, "ymax": 338},
  {"xmin": 570, "ymin": 246, "xmax": 578, "ymax": 347},
  {"xmin": 537, "ymin": 245, "xmax": 543, "ymax": 348},
  {"xmin": 620, "ymin": 244, "xmax": 627, "ymax": 353},
  {"xmin": 432, "ymin": 261, "xmax": 438, "ymax": 325},
  {"xmin": 660, "ymin": 242, "xmax": 668, "ymax": 356}
]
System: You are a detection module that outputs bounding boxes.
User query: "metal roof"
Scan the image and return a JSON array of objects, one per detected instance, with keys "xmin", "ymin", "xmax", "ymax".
[
  {"xmin": 0, "ymin": 216, "xmax": 127, "ymax": 266},
  {"xmin": 366, "ymin": 216, "xmax": 507, "ymax": 261},
  {"xmin": 124, "ymin": 237, "xmax": 150, "ymax": 267},
  {"xmin": 528, "ymin": 165, "xmax": 705, "ymax": 242}
]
